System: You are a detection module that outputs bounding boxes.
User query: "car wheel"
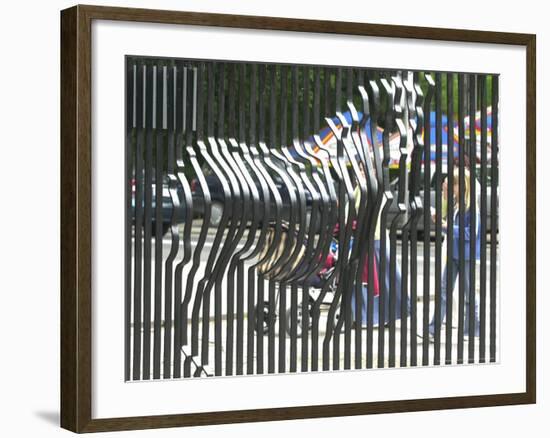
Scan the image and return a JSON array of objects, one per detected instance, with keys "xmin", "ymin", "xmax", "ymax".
[{"xmin": 210, "ymin": 202, "xmax": 223, "ymax": 227}]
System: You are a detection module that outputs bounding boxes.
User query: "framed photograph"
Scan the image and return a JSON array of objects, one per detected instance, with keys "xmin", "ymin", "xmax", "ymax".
[{"xmin": 60, "ymin": 4, "xmax": 536, "ymax": 433}]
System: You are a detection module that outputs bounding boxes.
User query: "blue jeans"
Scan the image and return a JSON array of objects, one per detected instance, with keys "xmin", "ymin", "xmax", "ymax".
[
  {"xmin": 351, "ymin": 241, "xmax": 410, "ymax": 326},
  {"xmin": 429, "ymin": 258, "xmax": 480, "ymax": 337}
]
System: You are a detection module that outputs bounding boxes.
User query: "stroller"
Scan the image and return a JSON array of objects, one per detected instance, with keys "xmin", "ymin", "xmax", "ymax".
[{"xmin": 254, "ymin": 223, "xmax": 341, "ymax": 337}]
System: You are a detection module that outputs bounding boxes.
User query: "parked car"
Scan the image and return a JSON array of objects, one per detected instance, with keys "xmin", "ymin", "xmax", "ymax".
[
  {"xmin": 190, "ymin": 167, "xmax": 314, "ymax": 228},
  {"xmin": 130, "ymin": 174, "xmax": 186, "ymax": 236}
]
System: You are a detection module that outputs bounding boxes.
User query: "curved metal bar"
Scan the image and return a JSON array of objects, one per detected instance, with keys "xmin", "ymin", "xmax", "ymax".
[
  {"xmin": 293, "ymin": 139, "xmax": 330, "ymax": 372},
  {"xmin": 356, "ymin": 88, "xmax": 383, "ymax": 369},
  {"xmin": 361, "ymin": 82, "xmax": 388, "ymax": 368},
  {"xmin": 308, "ymin": 135, "xmax": 339, "ymax": 372},
  {"xmin": 279, "ymin": 143, "xmax": 319, "ymax": 285},
  {"xmin": 263, "ymin": 149, "xmax": 302, "ymax": 281},
  {"xmin": 179, "ymin": 66, "xmax": 212, "ymax": 377},
  {"xmin": 256, "ymin": 141, "xmax": 295, "ymax": 373},
  {"xmin": 171, "ymin": 64, "xmax": 194, "ymax": 379},
  {"xmin": 405, "ymin": 72, "xmax": 431, "ymax": 368},
  {"xmin": 292, "ymin": 143, "xmax": 330, "ymax": 285},
  {"xmin": 189, "ymin": 137, "xmax": 232, "ymax": 369},
  {"xmin": 265, "ymin": 64, "xmax": 280, "ymax": 374},
  {"xmin": 220, "ymin": 141, "xmax": 256, "ymax": 376},
  {"xmin": 445, "ymin": 72, "xmax": 455, "ymax": 365},
  {"xmin": 322, "ymin": 114, "xmax": 356, "ymax": 371},
  {"xmin": 331, "ymin": 110, "xmax": 364, "ymax": 370},
  {"xmin": 273, "ymin": 134, "xmax": 310, "ymax": 372},
  {"xmin": 162, "ymin": 174, "xmax": 181, "ymax": 378},
  {"xmin": 173, "ymin": 154, "xmax": 194, "ymax": 377},
  {"xmin": 347, "ymin": 100, "xmax": 374, "ymax": 369},
  {"xmin": 152, "ymin": 64, "xmax": 165, "ymax": 379},
  {"xmin": 387, "ymin": 75, "xmax": 408, "ymax": 368},
  {"xmin": 209, "ymin": 136, "xmax": 248, "ymax": 376},
  {"xmin": 181, "ymin": 143, "xmax": 211, "ymax": 377},
  {"xmin": 392, "ymin": 72, "xmax": 414, "ymax": 367},
  {"xmin": 200, "ymin": 134, "xmax": 245, "ymax": 375}
]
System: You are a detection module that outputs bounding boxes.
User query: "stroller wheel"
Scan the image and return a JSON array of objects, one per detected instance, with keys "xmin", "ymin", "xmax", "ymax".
[
  {"xmin": 254, "ymin": 301, "xmax": 276, "ymax": 335},
  {"xmin": 285, "ymin": 302, "xmax": 312, "ymax": 338}
]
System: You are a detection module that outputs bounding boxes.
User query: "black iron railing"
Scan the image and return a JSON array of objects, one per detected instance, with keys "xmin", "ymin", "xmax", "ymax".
[{"xmin": 125, "ymin": 57, "xmax": 499, "ymax": 380}]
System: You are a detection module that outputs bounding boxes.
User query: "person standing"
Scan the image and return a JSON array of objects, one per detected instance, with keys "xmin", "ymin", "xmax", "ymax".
[{"xmin": 428, "ymin": 167, "xmax": 481, "ymax": 339}]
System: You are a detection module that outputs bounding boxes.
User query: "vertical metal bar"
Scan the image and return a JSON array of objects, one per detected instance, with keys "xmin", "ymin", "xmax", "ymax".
[
  {"xmin": 229, "ymin": 64, "xmax": 237, "ymax": 139},
  {"xmin": 408, "ymin": 71, "xmax": 429, "ymax": 368},
  {"xmin": 278, "ymin": 65, "xmax": 288, "ymax": 374},
  {"xmin": 301, "ymin": 65, "xmax": 310, "ymax": 372},
  {"xmin": 218, "ymin": 63, "xmax": 226, "ymax": 140},
  {"xmin": 250, "ymin": 64, "xmax": 262, "ymax": 375},
  {"xmin": 245, "ymin": 64, "xmax": 257, "ymax": 376},
  {"xmin": 132, "ymin": 62, "xmax": 144, "ymax": 380},
  {"xmin": 479, "ymin": 74, "xmax": 488, "ymax": 363},
  {"xmin": 162, "ymin": 65, "xmax": 175, "ymax": 379},
  {"xmin": 258, "ymin": 64, "xmax": 266, "ymax": 143},
  {"xmin": 434, "ymin": 72, "xmax": 443, "ymax": 365},
  {"xmin": 250, "ymin": 63, "xmax": 258, "ymax": 147},
  {"xmin": 125, "ymin": 61, "xmax": 135, "ymax": 381},
  {"xmin": 323, "ymin": 68, "xmax": 331, "ymax": 121},
  {"xmin": 142, "ymin": 64, "xmax": 154, "ymax": 380},
  {"xmin": 313, "ymin": 67, "xmax": 320, "ymax": 134},
  {"xmin": 457, "ymin": 74, "xmax": 466, "ymax": 364},
  {"xmin": 172, "ymin": 63, "xmax": 185, "ymax": 379},
  {"xmin": 281, "ymin": 65, "xmax": 288, "ymax": 148},
  {"xmin": 490, "ymin": 75, "xmax": 499, "ymax": 362},
  {"xmin": 167, "ymin": 65, "xmax": 175, "ymax": 173},
  {"xmin": 289, "ymin": 66, "xmax": 298, "ymax": 373},
  {"xmin": 445, "ymin": 72, "xmax": 455, "ymax": 364},
  {"xmin": 303, "ymin": 66, "xmax": 310, "ymax": 139},
  {"xmin": 311, "ymin": 66, "xmax": 330, "ymax": 372},
  {"xmin": 268, "ymin": 65, "xmax": 277, "ymax": 374},
  {"xmin": 208, "ymin": 63, "xmax": 224, "ymax": 376},
  {"xmin": 207, "ymin": 64, "xmax": 215, "ymax": 137},
  {"xmin": 335, "ymin": 67, "xmax": 342, "ymax": 113},
  {"xmin": 152, "ymin": 63, "xmax": 164, "ymax": 379},
  {"xmin": 399, "ymin": 74, "xmax": 410, "ymax": 368},
  {"xmin": 196, "ymin": 63, "xmax": 204, "ymax": 141},
  {"xmin": 372, "ymin": 78, "xmax": 388, "ymax": 369},
  {"xmin": 236, "ymin": 64, "xmax": 246, "ymax": 374},
  {"xmin": 468, "ymin": 73, "xmax": 477, "ymax": 363},
  {"xmin": 422, "ymin": 73, "xmax": 432, "ymax": 366},
  {"xmin": 197, "ymin": 62, "xmax": 220, "ymax": 374},
  {"xmin": 182, "ymin": 66, "xmax": 199, "ymax": 378},
  {"xmin": 346, "ymin": 67, "xmax": 353, "ymax": 102},
  {"xmin": 219, "ymin": 66, "xmax": 235, "ymax": 379}
]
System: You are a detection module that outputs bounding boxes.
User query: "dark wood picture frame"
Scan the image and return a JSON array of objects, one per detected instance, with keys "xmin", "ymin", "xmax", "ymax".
[{"xmin": 60, "ymin": 4, "xmax": 536, "ymax": 433}]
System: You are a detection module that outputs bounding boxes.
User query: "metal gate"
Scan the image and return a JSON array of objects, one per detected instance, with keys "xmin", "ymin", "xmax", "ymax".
[{"xmin": 125, "ymin": 58, "xmax": 499, "ymax": 380}]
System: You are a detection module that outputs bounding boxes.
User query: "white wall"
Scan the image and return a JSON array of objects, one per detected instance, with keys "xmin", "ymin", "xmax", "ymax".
[{"xmin": 0, "ymin": 0, "xmax": 545, "ymax": 436}]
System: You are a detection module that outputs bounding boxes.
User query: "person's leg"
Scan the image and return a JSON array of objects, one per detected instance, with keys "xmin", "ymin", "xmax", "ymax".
[
  {"xmin": 429, "ymin": 259, "xmax": 459, "ymax": 336},
  {"xmin": 463, "ymin": 259, "xmax": 481, "ymax": 337},
  {"xmin": 351, "ymin": 282, "xmax": 368, "ymax": 325}
]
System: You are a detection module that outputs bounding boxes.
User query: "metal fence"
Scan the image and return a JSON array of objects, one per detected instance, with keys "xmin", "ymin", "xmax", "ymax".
[{"xmin": 125, "ymin": 57, "xmax": 499, "ymax": 380}]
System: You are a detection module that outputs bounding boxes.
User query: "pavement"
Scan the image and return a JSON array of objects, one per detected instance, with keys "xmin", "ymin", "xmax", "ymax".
[{"xmin": 128, "ymin": 226, "xmax": 500, "ymax": 379}]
